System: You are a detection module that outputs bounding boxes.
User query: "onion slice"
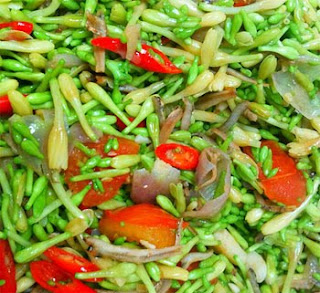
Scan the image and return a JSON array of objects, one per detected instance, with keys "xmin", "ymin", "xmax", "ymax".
[
  {"xmin": 153, "ymin": 96, "xmax": 165, "ymax": 127},
  {"xmin": 195, "ymin": 88, "xmax": 236, "ymax": 110},
  {"xmin": 214, "ymin": 229, "xmax": 267, "ymax": 283},
  {"xmin": 181, "ymin": 251, "xmax": 213, "ymax": 269},
  {"xmin": 87, "ymin": 12, "xmax": 107, "ymax": 73},
  {"xmin": 227, "ymin": 68, "xmax": 258, "ymax": 84},
  {"xmin": 125, "ymin": 24, "xmax": 140, "ymax": 60},
  {"xmin": 183, "ymin": 147, "xmax": 231, "ymax": 219},
  {"xmin": 131, "ymin": 159, "xmax": 180, "ymax": 204},
  {"xmin": 181, "ymin": 98, "xmax": 193, "ymax": 131},
  {"xmin": 219, "ymin": 101, "xmax": 249, "ymax": 133},
  {"xmin": 273, "ymin": 70, "xmax": 320, "ymax": 119},
  {"xmin": 291, "ymin": 255, "xmax": 320, "ymax": 289},
  {"xmin": 8, "ymin": 113, "xmax": 53, "ymax": 176},
  {"xmin": 86, "ymin": 237, "xmax": 182, "ymax": 263},
  {"xmin": 248, "ymin": 269, "xmax": 261, "ymax": 293},
  {"xmin": 0, "ymin": 30, "xmax": 32, "ymax": 41},
  {"xmin": 155, "ymin": 280, "xmax": 172, "ymax": 293},
  {"xmin": 159, "ymin": 107, "xmax": 183, "ymax": 144},
  {"xmin": 68, "ymin": 122, "xmax": 102, "ymax": 154},
  {"xmin": 47, "ymin": 54, "xmax": 83, "ymax": 69}
]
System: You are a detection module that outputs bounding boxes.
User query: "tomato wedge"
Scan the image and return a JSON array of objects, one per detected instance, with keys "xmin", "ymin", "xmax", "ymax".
[
  {"xmin": 99, "ymin": 203, "xmax": 188, "ymax": 248},
  {"xmin": 0, "ymin": 240, "xmax": 16, "ymax": 293},
  {"xmin": 30, "ymin": 260, "xmax": 95, "ymax": 293},
  {"xmin": 44, "ymin": 247, "xmax": 101, "ymax": 282},
  {"xmin": 244, "ymin": 140, "xmax": 307, "ymax": 206},
  {"xmin": 65, "ymin": 135, "xmax": 139, "ymax": 207},
  {"xmin": 155, "ymin": 143, "xmax": 199, "ymax": 170}
]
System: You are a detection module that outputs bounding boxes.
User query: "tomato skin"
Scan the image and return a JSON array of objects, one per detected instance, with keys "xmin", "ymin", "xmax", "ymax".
[
  {"xmin": 99, "ymin": 203, "xmax": 188, "ymax": 248},
  {"xmin": 0, "ymin": 240, "xmax": 16, "ymax": 293},
  {"xmin": 91, "ymin": 37, "xmax": 182, "ymax": 74},
  {"xmin": 65, "ymin": 135, "xmax": 139, "ymax": 207},
  {"xmin": 155, "ymin": 143, "xmax": 200, "ymax": 170},
  {"xmin": 30, "ymin": 260, "xmax": 96, "ymax": 293},
  {"xmin": 44, "ymin": 247, "xmax": 102, "ymax": 282},
  {"xmin": 244, "ymin": 140, "xmax": 307, "ymax": 206}
]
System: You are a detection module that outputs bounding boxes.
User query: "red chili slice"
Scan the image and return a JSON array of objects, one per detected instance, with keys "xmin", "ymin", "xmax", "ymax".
[
  {"xmin": 155, "ymin": 143, "xmax": 200, "ymax": 170},
  {"xmin": 30, "ymin": 260, "xmax": 96, "ymax": 293},
  {"xmin": 0, "ymin": 240, "xmax": 16, "ymax": 293},
  {"xmin": 0, "ymin": 95, "xmax": 12, "ymax": 116},
  {"xmin": 91, "ymin": 37, "xmax": 182, "ymax": 74},
  {"xmin": 233, "ymin": 0, "xmax": 254, "ymax": 6},
  {"xmin": 0, "ymin": 21, "xmax": 33, "ymax": 34},
  {"xmin": 44, "ymin": 246, "xmax": 102, "ymax": 282}
]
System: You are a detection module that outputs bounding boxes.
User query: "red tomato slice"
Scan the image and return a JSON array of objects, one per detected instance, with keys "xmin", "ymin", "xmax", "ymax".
[
  {"xmin": 99, "ymin": 203, "xmax": 188, "ymax": 248},
  {"xmin": 44, "ymin": 247, "xmax": 102, "ymax": 282},
  {"xmin": 258, "ymin": 141, "xmax": 297, "ymax": 181},
  {"xmin": 260, "ymin": 170, "xmax": 306, "ymax": 206},
  {"xmin": 116, "ymin": 117, "xmax": 146, "ymax": 131},
  {"xmin": 155, "ymin": 143, "xmax": 199, "ymax": 170},
  {"xmin": 81, "ymin": 174, "xmax": 129, "ymax": 207},
  {"xmin": 243, "ymin": 140, "xmax": 307, "ymax": 206},
  {"xmin": 0, "ymin": 240, "xmax": 16, "ymax": 293},
  {"xmin": 30, "ymin": 260, "xmax": 96, "ymax": 293},
  {"xmin": 85, "ymin": 135, "xmax": 140, "ymax": 157},
  {"xmin": 65, "ymin": 135, "xmax": 139, "ymax": 207}
]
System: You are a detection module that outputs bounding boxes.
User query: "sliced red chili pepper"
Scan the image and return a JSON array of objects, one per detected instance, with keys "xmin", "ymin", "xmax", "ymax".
[
  {"xmin": 0, "ymin": 240, "xmax": 16, "ymax": 293},
  {"xmin": 115, "ymin": 116, "xmax": 146, "ymax": 131},
  {"xmin": 0, "ymin": 21, "xmax": 33, "ymax": 34},
  {"xmin": 91, "ymin": 37, "xmax": 182, "ymax": 74},
  {"xmin": 155, "ymin": 143, "xmax": 200, "ymax": 170},
  {"xmin": 30, "ymin": 260, "xmax": 96, "ymax": 293},
  {"xmin": 0, "ymin": 94, "xmax": 28, "ymax": 116},
  {"xmin": 44, "ymin": 246, "xmax": 102, "ymax": 282},
  {"xmin": 0, "ymin": 95, "xmax": 12, "ymax": 116},
  {"xmin": 233, "ymin": 0, "xmax": 254, "ymax": 6}
]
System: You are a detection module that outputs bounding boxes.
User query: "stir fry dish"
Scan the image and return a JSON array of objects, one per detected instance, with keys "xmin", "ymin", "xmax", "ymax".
[{"xmin": 1, "ymin": 0, "xmax": 320, "ymax": 292}]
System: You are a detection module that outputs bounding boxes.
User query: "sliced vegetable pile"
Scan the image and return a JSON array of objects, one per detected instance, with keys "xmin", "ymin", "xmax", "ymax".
[{"xmin": 1, "ymin": 0, "xmax": 320, "ymax": 292}]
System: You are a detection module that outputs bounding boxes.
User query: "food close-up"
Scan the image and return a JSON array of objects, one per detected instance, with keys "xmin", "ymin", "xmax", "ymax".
[{"xmin": 1, "ymin": 0, "xmax": 320, "ymax": 292}]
